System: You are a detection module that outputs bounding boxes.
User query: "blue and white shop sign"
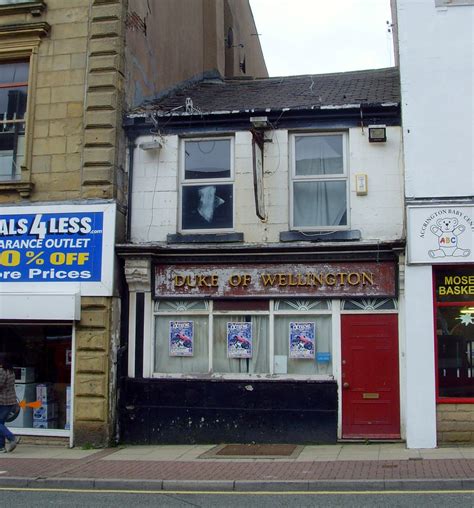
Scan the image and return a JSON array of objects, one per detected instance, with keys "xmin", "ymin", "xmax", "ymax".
[
  {"xmin": 0, "ymin": 202, "xmax": 116, "ymax": 296},
  {"xmin": 407, "ymin": 205, "xmax": 474, "ymax": 264}
]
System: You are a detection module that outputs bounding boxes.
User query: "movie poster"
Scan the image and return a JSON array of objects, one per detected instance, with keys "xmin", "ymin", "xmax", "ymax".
[
  {"xmin": 169, "ymin": 321, "xmax": 194, "ymax": 357},
  {"xmin": 227, "ymin": 322, "xmax": 253, "ymax": 359},
  {"xmin": 289, "ymin": 322, "xmax": 316, "ymax": 359}
]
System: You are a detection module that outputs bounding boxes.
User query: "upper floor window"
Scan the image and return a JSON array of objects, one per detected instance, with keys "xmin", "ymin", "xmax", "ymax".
[
  {"xmin": 0, "ymin": 61, "xmax": 28, "ymax": 181},
  {"xmin": 291, "ymin": 133, "xmax": 348, "ymax": 230},
  {"xmin": 180, "ymin": 137, "xmax": 234, "ymax": 231}
]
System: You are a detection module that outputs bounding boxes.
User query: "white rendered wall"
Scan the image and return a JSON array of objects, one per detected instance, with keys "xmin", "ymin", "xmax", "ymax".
[
  {"xmin": 130, "ymin": 126, "xmax": 404, "ymax": 244},
  {"xmin": 404, "ymin": 264, "xmax": 437, "ymax": 448},
  {"xmin": 397, "ymin": 0, "xmax": 474, "ymax": 198}
]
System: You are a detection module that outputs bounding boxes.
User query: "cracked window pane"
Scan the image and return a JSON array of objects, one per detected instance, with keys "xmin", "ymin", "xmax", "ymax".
[{"xmin": 182, "ymin": 184, "xmax": 233, "ymax": 230}]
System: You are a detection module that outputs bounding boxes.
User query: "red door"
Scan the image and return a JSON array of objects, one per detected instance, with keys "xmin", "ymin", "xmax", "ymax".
[{"xmin": 341, "ymin": 314, "xmax": 400, "ymax": 439}]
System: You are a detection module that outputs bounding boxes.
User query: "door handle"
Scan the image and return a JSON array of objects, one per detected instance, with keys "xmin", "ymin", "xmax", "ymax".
[{"xmin": 343, "ymin": 382, "xmax": 350, "ymax": 389}]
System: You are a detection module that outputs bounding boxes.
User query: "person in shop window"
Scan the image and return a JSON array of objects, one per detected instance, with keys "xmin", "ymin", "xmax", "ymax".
[{"xmin": 0, "ymin": 353, "xmax": 21, "ymax": 453}]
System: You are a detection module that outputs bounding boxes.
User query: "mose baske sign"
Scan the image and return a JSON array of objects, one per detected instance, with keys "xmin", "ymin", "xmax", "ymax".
[{"xmin": 155, "ymin": 262, "xmax": 396, "ymax": 298}]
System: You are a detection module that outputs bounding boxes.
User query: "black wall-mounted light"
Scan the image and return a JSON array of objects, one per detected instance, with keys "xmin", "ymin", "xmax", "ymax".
[{"xmin": 368, "ymin": 124, "xmax": 387, "ymax": 143}]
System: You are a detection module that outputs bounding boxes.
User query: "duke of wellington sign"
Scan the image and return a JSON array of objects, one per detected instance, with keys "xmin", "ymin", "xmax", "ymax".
[{"xmin": 155, "ymin": 262, "xmax": 396, "ymax": 298}]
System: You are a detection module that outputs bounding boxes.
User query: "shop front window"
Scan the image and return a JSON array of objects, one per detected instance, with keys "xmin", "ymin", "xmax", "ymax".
[
  {"xmin": 434, "ymin": 266, "xmax": 474, "ymax": 399},
  {"xmin": 213, "ymin": 314, "xmax": 269, "ymax": 374},
  {"xmin": 0, "ymin": 324, "xmax": 72, "ymax": 431},
  {"xmin": 153, "ymin": 299, "xmax": 333, "ymax": 377}
]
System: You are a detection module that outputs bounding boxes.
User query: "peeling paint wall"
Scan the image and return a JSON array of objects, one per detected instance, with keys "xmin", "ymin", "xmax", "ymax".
[{"xmin": 130, "ymin": 126, "xmax": 404, "ymax": 243}]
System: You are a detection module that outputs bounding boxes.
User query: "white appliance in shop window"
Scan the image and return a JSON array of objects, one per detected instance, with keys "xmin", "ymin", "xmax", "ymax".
[{"xmin": 13, "ymin": 366, "xmax": 35, "ymax": 383}]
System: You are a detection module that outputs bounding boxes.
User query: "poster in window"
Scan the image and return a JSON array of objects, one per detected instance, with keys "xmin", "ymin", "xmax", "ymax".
[
  {"xmin": 169, "ymin": 321, "xmax": 194, "ymax": 357},
  {"xmin": 227, "ymin": 322, "xmax": 253, "ymax": 358},
  {"xmin": 289, "ymin": 322, "xmax": 316, "ymax": 359}
]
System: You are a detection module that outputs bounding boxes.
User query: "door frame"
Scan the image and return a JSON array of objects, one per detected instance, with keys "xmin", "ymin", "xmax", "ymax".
[{"xmin": 338, "ymin": 305, "xmax": 401, "ymax": 440}]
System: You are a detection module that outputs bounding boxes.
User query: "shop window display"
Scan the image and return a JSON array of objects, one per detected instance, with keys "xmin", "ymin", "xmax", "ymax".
[
  {"xmin": 0, "ymin": 325, "xmax": 71, "ymax": 430},
  {"xmin": 434, "ymin": 266, "xmax": 474, "ymax": 399},
  {"xmin": 153, "ymin": 299, "xmax": 333, "ymax": 377}
]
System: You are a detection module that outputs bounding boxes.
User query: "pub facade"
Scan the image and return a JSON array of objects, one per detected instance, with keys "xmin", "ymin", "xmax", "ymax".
[{"xmin": 118, "ymin": 68, "xmax": 405, "ymax": 444}]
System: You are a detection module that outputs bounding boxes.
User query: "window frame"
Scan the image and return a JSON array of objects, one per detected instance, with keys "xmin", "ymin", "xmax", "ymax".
[
  {"xmin": 0, "ymin": 23, "xmax": 48, "ymax": 196},
  {"xmin": 289, "ymin": 131, "xmax": 350, "ymax": 232},
  {"xmin": 0, "ymin": 60, "xmax": 29, "ymax": 182},
  {"xmin": 178, "ymin": 135, "xmax": 235, "ymax": 234},
  {"xmin": 0, "ymin": 1, "xmax": 46, "ymax": 17}
]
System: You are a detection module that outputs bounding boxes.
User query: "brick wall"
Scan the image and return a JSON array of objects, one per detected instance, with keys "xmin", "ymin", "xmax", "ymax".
[
  {"xmin": 74, "ymin": 297, "xmax": 115, "ymax": 446},
  {"xmin": 437, "ymin": 404, "xmax": 474, "ymax": 444},
  {"xmin": 0, "ymin": 0, "xmax": 126, "ymax": 446}
]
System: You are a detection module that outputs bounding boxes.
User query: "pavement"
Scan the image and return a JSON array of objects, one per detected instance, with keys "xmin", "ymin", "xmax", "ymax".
[{"xmin": 0, "ymin": 442, "xmax": 473, "ymax": 492}]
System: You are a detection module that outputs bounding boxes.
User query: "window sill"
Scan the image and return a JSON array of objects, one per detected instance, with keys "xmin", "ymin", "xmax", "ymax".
[
  {"xmin": 0, "ymin": 21, "xmax": 50, "ymax": 39},
  {"xmin": 437, "ymin": 397, "xmax": 474, "ymax": 404},
  {"xmin": 150, "ymin": 373, "xmax": 335, "ymax": 382},
  {"xmin": 280, "ymin": 230, "xmax": 361, "ymax": 242},
  {"xmin": 167, "ymin": 232, "xmax": 244, "ymax": 244},
  {"xmin": 0, "ymin": 180, "xmax": 34, "ymax": 197},
  {"xmin": 0, "ymin": 1, "xmax": 46, "ymax": 17},
  {"xmin": 0, "ymin": 0, "xmax": 46, "ymax": 16}
]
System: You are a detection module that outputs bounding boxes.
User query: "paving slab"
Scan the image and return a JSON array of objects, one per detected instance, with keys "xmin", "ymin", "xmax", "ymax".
[{"xmin": 0, "ymin": 443, "xmax": 473, "ymax": 492}]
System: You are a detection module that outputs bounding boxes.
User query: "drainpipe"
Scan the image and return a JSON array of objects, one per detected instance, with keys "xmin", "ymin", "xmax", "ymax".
[{"xmin": 126, "ymin": 137, "xmax": 136, "ymax": 242}]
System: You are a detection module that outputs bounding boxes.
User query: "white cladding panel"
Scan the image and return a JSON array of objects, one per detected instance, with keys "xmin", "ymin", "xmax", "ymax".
[
  {"xmin": 397, "ymin": 0, "xmax": 474, "ymax": 197},
  {"xmin": 130, "ymin": 127, "xmax": 403, "ymax": 243},
  {"xmin": 0, "ymin": 293, "xmax": 80, "ymax": 320},
  {"xmin": 404, "ymin": 264, "xmax": 437, "ymax": 449}
]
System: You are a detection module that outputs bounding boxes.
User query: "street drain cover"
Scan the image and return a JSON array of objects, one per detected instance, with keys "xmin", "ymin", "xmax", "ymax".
[{"xmin": 200, "ymin": 443, "xmax": 302, "ymax": 459}]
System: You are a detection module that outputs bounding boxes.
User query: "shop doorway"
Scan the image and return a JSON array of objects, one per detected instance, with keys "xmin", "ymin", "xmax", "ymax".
[
  {"xmin": 0, "ymin": 324, "xmax": 72, "ymax": 432},
  {"xmin": 341, "ymin": 314, "xmax": 400, "ymax": 439}
]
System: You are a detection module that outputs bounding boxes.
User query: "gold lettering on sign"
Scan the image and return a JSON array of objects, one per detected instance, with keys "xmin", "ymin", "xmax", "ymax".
[
  {"xmin": 174, "ymin": 274, "xmax": 185, "ymax": 287},
  {"xmin": 347, "ymin": 272, "xmax": 361, "ymax": 286},
  {"xmin": 173, "ymin": 274, "xmax": 219, "ymax": 288},
  {"xmin": 338, "ymin": 272, "xmax": 348, "ymax": 285},
  {"xmin": 259, "ymin": 272, "xmax": 375, "ymax": 287},
  {"xmin": 312, "ymin": 273, "xmax": 323, "ymax": 285},
  {"xmin": 261, "ymin": 274, "xmax": 276, "ymax": 286},
  {"xmin": 228, "ymin": 274, "xmax": 252, "ymax": 287},
  {"xmin": 362, "ymin": 272, "xmax": 374, "ymax": 285},
  {"xmin": 173, "ymin": 270, "xmax": 376, "ymax": 290}
]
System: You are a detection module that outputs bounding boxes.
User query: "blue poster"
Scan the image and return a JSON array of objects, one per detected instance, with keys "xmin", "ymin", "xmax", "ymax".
[
  {"xmin": 227, "ymin": 322, "xmax": 252, "ymax": 359},
  {"xmin": 169, "ymin": 321, "xmax": 194, "ymax": 357},
  {"xmin": 0, "ymin": 211, "xmax": 104, "ymax": 283},
  {"xmin": 289, "ymin": 322, "xmax": 316, "ymax": 359}
]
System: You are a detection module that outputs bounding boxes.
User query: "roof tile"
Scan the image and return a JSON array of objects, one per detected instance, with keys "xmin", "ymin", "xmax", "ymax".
[{"xmin": 129, "ymin": 67, "xmax": 400, "ymax": 117}]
